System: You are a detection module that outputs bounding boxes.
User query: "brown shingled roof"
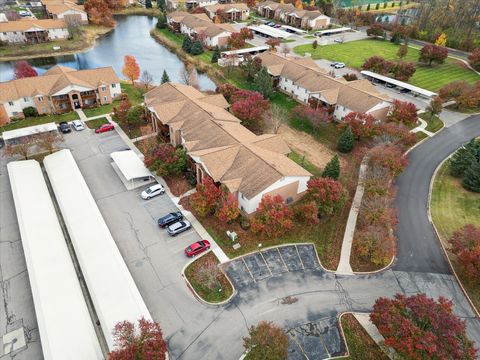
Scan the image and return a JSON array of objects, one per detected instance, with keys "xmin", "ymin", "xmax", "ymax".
[{"xmin": 0, "ymin": 19, "xmax": 67, "ymax": 32}]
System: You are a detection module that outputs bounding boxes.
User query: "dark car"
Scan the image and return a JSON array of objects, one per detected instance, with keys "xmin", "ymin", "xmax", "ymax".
[
  {"xmin": 158, "ymin": 211, "xmax": 183, "ymax": 228},
  {"xmin": 167, "ymin": 220, "xmax": 191, "ymax": 236},
  {"xmin": 59, "ymin": 122, "xmax": 71, "ymax": 133}
]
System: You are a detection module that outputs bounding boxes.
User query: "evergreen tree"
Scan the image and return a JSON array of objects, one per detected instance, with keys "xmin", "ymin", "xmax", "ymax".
[
  {"xmin": 190, "ymin": 40, "xmax": 204, "ymax": 55},
  {"xmin": 156, "ymin": 12, "xmax": 167, "ymax": 29},
  {"xmin": 182, "ymin": 36, "xmax": 192, "ymax": 53},
  {"xmin": 161, "ymin": 69, "xmax": 170, "ymax": 83},
  {"xmin": 211, "ymin": 46, "xmax": 220, "ymax": 63},
  {"xmin": 366, "ymin": 3, "xmax": 371, "ymax": 10},
  {"xmin": 462, "ymin": 160, "xmax": 480, "ymax": 193},
  {"xmin": 449, "ymin": 139, "xmax": 477, "ymax": 177},
  {"xmin": 337, "ymin": 127, "xmax": 354, "ymax": 153},
  {"xmin": 157, "ymin": 0, "xmax": 166, "ymax": 10},
  {"xmin": 253, "ymin": 66, "xmax": 273, "ymax": 99},
  {"xmin": 145, "ymin": 0, "xmax": 152, "ymax": 8},
  {"xmin": 322, "ymin": 155, "xmax": 340, "ymax": 180}
]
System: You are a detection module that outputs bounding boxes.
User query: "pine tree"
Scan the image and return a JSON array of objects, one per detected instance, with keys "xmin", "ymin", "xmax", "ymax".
[
  {"xmin": 366, "ymin": 3, "xmax": 370, "ymax": 10},
  {"xmin": 156, "ymin": 12, "xmax": 167, "ymax": 29},
  {"xmin": 337, "ymin": 127, "xmax": 354, "ymax": 153},
  {"xmin": 190, "ymin": 40, "xmax": 204, "ymax": 55},
  {"xmin": 211, "ymin": 46, "xmax": 220, "ymax": 63},
  {"xmin": 161, "ymin": 69, "xmax": 170, "ymax": 83},
  {"xmin": 462, "ymin": 160, "xmax": 480, "ymax": 193},
  {"xmin": 254, "ymin": 66, "xmax": 273, "ymax": 99},
  {"xmin": 449, "ymin": 140, "xmax": 477, "ymax": 177},
  {"xmin": 182, "ymin": 36, "xmax": 192, "ymax": 53},
  {"xmin": 322, "ymin": 155, "xmax": 340, "ymax": 180},
  {"xmin": 157, "ymin": 0, "xmax": 166, "ymax": 10},
  {"xmin": 145, "ymin": 0, "xmax": 152, "ymax": 8}
]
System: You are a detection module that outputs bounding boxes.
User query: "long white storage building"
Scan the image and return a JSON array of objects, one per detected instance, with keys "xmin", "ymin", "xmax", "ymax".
[
  {"xmin": 7, "ymin": 160, "xmax": 103, "ymax": 360},
  {"xmin": 43, "ymin": 149, "xmax": 152, "ymax": 350}
]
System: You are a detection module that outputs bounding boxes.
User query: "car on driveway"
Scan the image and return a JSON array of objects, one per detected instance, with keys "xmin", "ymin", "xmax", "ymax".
[
  {"xmin": 95, "ymin": 123, "xmax": 114, "ymax": 133},
  {"xmin": 72, "ymin": 120, "xmax": 85, "ymax": 131},
  {"xmin": 58, "ymin": 122, "xmax": 71, "ymax": 133},
  {"xmin": 185, "ymin": 240, "xmax": 211, "ymax": 257},
  {"xmin": 158, "ymin": 211, "xmax": 183, "ymax": 228},
  {"xmin": 266, "ymin": 21, "xmax": 275, "ymax": 26},
  {"xmin": 333, "ymin": 38, "xmax": 344, "ymax": 43},
  {"xmin": 141, "ymin": 184, "xmax": 165, "ymax": 200},
  {"xmin": 333, "ymin": 62, "xmax": 345, "ymax": 69},
  {"xmin": 167, "ymin": 220, "xmax": 191, "ymax": 236}
]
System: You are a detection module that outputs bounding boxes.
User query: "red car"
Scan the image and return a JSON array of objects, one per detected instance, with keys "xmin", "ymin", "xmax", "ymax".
[
  {"xmin": 184, "ymin": 240, "xmax": 211, "ymax": 257},
  {"xmin": 95, "ymin": 123, "xmax": 114, "ymax": 133}
]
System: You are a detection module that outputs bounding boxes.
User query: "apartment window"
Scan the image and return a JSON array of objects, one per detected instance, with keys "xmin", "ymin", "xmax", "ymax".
[
  {"xmin": 12, "ymin": 111, "xmax": 18, "ymax": 116},
  {"xmin": 103, "ymin": 96, "xmax": 107, "ymax": 102},
  {"xmin": 41, "ymin": 107, "xmax": 46, "ymax": 113},
  {"xmin": 2, "ymin": 32, "xmax": 6, "ymax": 35},
  {"xmin": 112, "ymin": 84, "xmax": 116, "ymax": 88},
  {"xmin": 38, "ymin": 96, "xmax": 43, "ymax": 102},
  {"xmin": 24, "ymin": 97, "xmax": 28, "ymax": 102},
  {"xmin": 101, "ymin": 86, "xmax": 106, "ymax": 92},
  {"xmin": 343, "ymin": 106, "xmax": 346, "ymax": 111},
  {"xmin": 241, "ymin": 193, "xmax": 245, "ymax": 199},
  {"xmin": 8, "ymin": 101, "xmax": 14, "ymax": 106}
]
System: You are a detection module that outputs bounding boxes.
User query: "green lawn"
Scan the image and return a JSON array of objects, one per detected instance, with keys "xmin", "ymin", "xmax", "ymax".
[
  {"xmin": 294, "ymin": 39, "xmax": 480, "ymax": 92},
  {"xmin": 0, "ymin": 111, "xmax": 79, "ymax": 133},
  {"xmin": 85, "ymin": 117, "xmax": 109, "ymax": 129},
  {"xmin": 419, "ymin": 112, "xmax": 444, "ymax": 133},
  {"xmin": 431, "ymin": 161, "xmax": 480, "ymax": 310},
  {"xmin": 289, "ymin": 151, "xmax": 323, "ymax": 176}
]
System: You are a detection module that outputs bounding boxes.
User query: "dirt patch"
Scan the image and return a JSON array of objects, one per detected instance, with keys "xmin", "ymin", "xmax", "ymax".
[
  {"xmin": 278, "ymin": 125, "xmax": 341, "ymax": 169},
  {"xmin": 165, "ymin": 174, "xmax": 193, "ymax": 197}
]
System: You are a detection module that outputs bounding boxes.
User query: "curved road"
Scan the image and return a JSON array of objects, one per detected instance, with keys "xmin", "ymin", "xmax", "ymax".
[{"xmin": 395, "ymin": 113, "xmax": 480, "ymax": 273}]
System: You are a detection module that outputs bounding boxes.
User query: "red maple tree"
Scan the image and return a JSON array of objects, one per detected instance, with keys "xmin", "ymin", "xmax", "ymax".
[
  {"xmin": 419, "ymin": 44, "xmax": 448, "ymax": 66},
  {"xmin": 216, "ymin": 188, "xmax": 240, "ymax": 223},
  {"xmin": 387, "ymin": 99, "xmax": 418, "ymax": 126},
  {"xmin": 190, "ymin": 176, "xmax": 221, "ymax": 217},
  {"xmin": 362, "ymin": 56, "xmax": 393, "ymax": 75},
  {"xmin": 84, "ymin": 0, "xmax": 114, "ymax": 27},
  {"xmin": 449, "ymin": 224, "xmax": 480, "ymax": 281},
  {"xmin": 227, "ymin": 32, "xmax": 246, "ymax": 49},
  {"xmin": 230, "ymin": 89, "xmax": 269, "ymax": 132},
  {"xmin": 108, "ymin": 318, "xmax": 167, "ymax": 360},
  {"xmin": 251, "ymin": 195, "xmax": 294, "ymax": 238},
  {"xmin": 468, "ymin": 48, "xmax": 480, "ymax": 71},
  {"xmin": 368, "ymin": 144, "xmax": 408, "ymax": 177},
  {"xmin": 338, "ymin": 112, "xmax": 379, "ymax": 140},
  {"xmin": 306, "ymin": 177, "xmax": 345, "ymax": 216},
  {"xmin": 122, "ymin": 55, "xmax": 140, "ymax": 85},
  {"xmin": 13, "ymin": 61, "xmax": 38, "ymax": 79},
  {"xmin": 370, "ymin": 293, "xmax": 477, "ymax": 360}
]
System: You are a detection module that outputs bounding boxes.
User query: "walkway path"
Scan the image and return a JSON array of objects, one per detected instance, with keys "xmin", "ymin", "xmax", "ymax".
[{"xmin": 411, "ymin": 118, "xmax": 434, "ymax": 137}]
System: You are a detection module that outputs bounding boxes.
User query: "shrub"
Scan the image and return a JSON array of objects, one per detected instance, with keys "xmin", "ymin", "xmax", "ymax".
[
  {"xmin": 337, "ymin": 127, "xmax": 355, "ymax": 153},
  {"xmin": 22, "ymin": 106, "xmax": 38, "ymax": 117},
  {"xmin": 449, "ymin": 224, "xmax": 480, "ymax": 280},
  {"xmin": 306, "ymin": 177, "xmax": 346, "ymax": 216},
  {"xmin": 190, "ymin": 40, "xmax": 204, "ymax": 55},
  {"xmin": 322, "ymin": 154, "xmax": 340, "ymax": 180}
]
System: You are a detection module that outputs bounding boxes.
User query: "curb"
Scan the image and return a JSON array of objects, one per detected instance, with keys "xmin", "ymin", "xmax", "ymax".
[
  {"xmin": 427, "ymin": 153, "xmax": 480, "ymax": 319},
  {"xmin": 181, "ymin": 250, "xmax": 236, "ymax": 307}
]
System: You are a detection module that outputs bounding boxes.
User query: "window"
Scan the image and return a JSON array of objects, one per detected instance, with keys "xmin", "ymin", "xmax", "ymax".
[
  {"xmin": 38, "ymin": 96, "xmax": 43, "ymax": 102},
  {"xmin": 12, "ymin": 111, "xmax": 18, "ymax": 116},
  {"xmin": 24, "ymin": 97, "xmax": 28, "ymax": 102},
  {"xmin": 103, "ymin": 96, "xmax": 107, "ymax": 102},
  {"xmin": 41, "ymin": 107, "xmax": 46, "ymax": 113},
  {"xmin": 101, "ymin": 86, "xmax": 106, "ymax": 91},
  {"xmin": 112, "ymin": 84, "xmax": 116, "ymax": 88},
  {"xmin": 8, "ymin": 101, "xmax": 13, "ymax": 106}
]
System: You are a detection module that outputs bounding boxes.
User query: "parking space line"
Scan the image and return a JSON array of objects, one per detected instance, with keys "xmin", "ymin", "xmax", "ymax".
[
  {"xmin": 277, "ymin": 248, "xmax": 289, "ymax": 272},
  {"xmin": 295, "ymin": 245, "xmax": 305, "ymax": 270},
  {"xmin": 259, "ymin": 251, "xmax": 273, "ymax": 277},
  {"xmin": 241, "ymin": 257, "xmax": 256, "ymax": 283}
]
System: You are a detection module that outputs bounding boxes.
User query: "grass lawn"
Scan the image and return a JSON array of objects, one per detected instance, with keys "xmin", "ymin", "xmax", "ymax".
[
  {"xmin": 85, "ymin": 117, "xmax": 109, "ymax": 129},
  {"xmin": 431, "ymin": 161, "xmax": 480, "ymax": 310},
  {"xmin": 341, "ymin": 314, "xmax": 389, "ymax": 360},
  {"xmin": 419, "ymin": 112, "xmax": 444, "ymax": 133},
  {"xmin": 0, "ymin": 111, "xmax": 79, "ymax": 133},
  {"xmin": 184, "ymin": 252, "xmax": 233, "ymax": 303},
  {"xmin": 294, "ymin": 39, "xmax": 480, "ymax": 92},
  {"xmin": 289, "ymin": 150, "xmax": 323, "ymax": 176},
  {"xmin": 289, "ymin": 116, "xmax": 342, "ymax": 149}
]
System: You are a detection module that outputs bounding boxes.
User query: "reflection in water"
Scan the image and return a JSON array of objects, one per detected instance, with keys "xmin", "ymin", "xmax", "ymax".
[{"xmin": 0, "ymin": 15, "xmax": 216, "ymax": 90}]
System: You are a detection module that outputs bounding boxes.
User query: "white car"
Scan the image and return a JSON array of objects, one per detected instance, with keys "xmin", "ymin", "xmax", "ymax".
[
  {"xmin": 334, "ymin": 62, "xmax": 345, "ymax": 69},
  {"xmin": 141, "ymin": 184, "xmax": 165, "ymax": 200},
  {"xmin": 71, "ymin": 120, "xmax": 85, "ymax": 131}
]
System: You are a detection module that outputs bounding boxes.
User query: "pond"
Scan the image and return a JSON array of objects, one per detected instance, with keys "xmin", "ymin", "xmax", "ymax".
[{"xmin": 0, "ymin": 15, "xmax": 216, "ymax": 90}]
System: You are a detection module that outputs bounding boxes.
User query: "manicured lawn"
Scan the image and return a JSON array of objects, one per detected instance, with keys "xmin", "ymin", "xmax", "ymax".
[
  {"xmin": 0, "ymin": 111, "xmax": 79, "ymax": 133},
  {"xmin": 155, "ymin": 28, "xmax": 184, "ymax": 47},
  {"xmin": 341, "ymin": 314, "xmax": 389, "ymax": 360},
  {"xmin": 85, "ymin": 117, "xmax": 109, "ymax": 129},
  {"xmin": 294, "ymin": 39, "xmax": 480, "ymax": 92},
  {"xmin": 431, "ymin": 161, "xmax": 480, "ymax": 310},
  {"xmin": 419, "ymin": 112, "xmax": 444, "ymax": 133},
  {"xmin": 184, "ymin": 252, "xmax": 233, "ymax": 303},
  {"xmin": 289, "ymin": 150, "xmax": 323, "ymax": 176}
]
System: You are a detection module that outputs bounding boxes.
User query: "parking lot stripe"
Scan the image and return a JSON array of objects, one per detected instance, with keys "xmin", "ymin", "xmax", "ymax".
[
  {"xmin": 295, "ymin": 245, "xmax": 305, "ymax": 270},
  {"xmin": 277, "ymin": 248, "xmax": 289, "ymax": 272},
  {"xmin": 241, "ymin": 257, "xmax": 256, "ymax": 283},
  {"xmin": 259, "ymin": 251, "xmax": 273, "ymax": 277}
]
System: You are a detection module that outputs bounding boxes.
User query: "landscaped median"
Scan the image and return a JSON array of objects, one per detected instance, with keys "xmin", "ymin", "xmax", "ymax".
[
  {"xmin": 183, "ymin": 251, "xmax": 234, "ymax": 304},
  {"xmin": 0, "ymin": 111, "xmax": 79, "ymax": 133}
]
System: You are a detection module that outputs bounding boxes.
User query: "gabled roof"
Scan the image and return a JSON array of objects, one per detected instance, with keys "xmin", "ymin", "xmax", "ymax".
[
  {"xmin": 205, "ymin": 3, "xmax": 249, "ymax": 12},
  {"xmin": 145, "ymin": 83, "xmax": 311, "ymax": 198},
  {"xmin": 0, "ymin": 18, "xmax": 66, "ymax": 32}
]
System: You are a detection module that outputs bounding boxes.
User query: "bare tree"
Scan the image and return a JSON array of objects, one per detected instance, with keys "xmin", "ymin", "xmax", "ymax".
[
  {"xmin": 4, "ymin": 137, "xmax": 35, "ymax": 159},
  {"xmin": 64, "ymin": 16, "xmax": 82, "ymax": 38},
  {"xmin": 266, "ymin": 104, "xmax": 288, "ymax": 134},
  {"xmin": 140, "ymin": 70, "xmax": 154, "ymax": 90},
  {"xmin": 36, "ymin": 131, "xmax": 64, "ymax": 154},
  {"xmin": 193, "ymin": 256, "xmax": 221, "ymax": 290},
  {"xmin": 179, "ymin": 65, "xmax": 199, "ymax": 89},
  {"xmin": 281, "ymin": 43, "xmax": 291, "ymax": 57}
]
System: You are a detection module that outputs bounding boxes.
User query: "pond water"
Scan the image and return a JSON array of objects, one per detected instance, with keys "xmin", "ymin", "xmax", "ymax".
[{"xmin": 0, "ymin": 15, "xmax": 216, "ymax": 90}]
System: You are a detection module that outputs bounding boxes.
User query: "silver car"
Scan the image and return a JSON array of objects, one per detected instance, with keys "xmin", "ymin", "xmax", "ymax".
[{"xmin": 167, "ymin": 220, "xmax": 191, "ymax": 236}]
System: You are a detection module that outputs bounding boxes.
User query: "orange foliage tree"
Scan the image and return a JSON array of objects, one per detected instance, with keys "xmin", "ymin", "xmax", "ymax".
[
  {"xmin": 251, "ymin": 195, "xmax": 294, "ymax": 238},
  {"xmin": 122, "ymin": 55, "xmax": 140, "ymax": 85}
]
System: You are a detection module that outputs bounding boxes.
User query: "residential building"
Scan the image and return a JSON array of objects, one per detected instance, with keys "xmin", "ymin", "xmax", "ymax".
[
  {"xmin": 42, "ymin": 0, "xmax": 88, "ymax": 24},
  {"xmin": 0, "ymin": 19, "xmax": 69, "ymax": 44},
  {"xmin": 256, "ymin": 52, "xmax": 391, "ymax": 121},
  {"xmin": 167, "ymin": 11, "xmax": 233, "ymax": 47},
  {"xmin": 0, "ymin": 65, "xmax": 121, "ymax": 123},
  {"xmin": 144, "ymin": 83, "xmax": 311, "ymax": 214},
  {"xmin": 166, "ymin": 0, "xmax": 218, "ymax": 10},
  {"xmin": 205, "ymin": 3, "xmax": 250, "ymax": 22},
  {"xmin": 257, "ymin": 1, "xmax": 330, "ymax": 29}
]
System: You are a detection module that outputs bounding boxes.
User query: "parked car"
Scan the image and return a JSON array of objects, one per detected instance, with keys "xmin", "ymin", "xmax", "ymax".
[
  {"xmin": 333, "ymin": 62, "xmax": 345, "ymax": 69},
  {"xmin": 333, "ymin": 38, "xmax": 344, "ymax": 43},
  {"xmin": 95, "ymin": 123, "xmax": 114, "ymax": 133},
  {"xmin": 58, "ymin": 122, "xmax": 71, "ymax": 133},
  {"xmin": 167, "ymin": 220, "xmax": 191, "ymax": 236},
  {"xmin": 266, "ymin": 21, "xmax": 275, "ymax": 26},
  {"xmin": 71, "ymin": 120, "xmax": 85, "ymax": 131},
  {"xmin": 330, "ymin": 62, "xmax": 340, "ymax": 67},
  {"xmin": 185, "ymin": 240, "xmax": 211, "ymax": 257},
  {"xmin": 141, "ymin": 184, "xmax": 165, "ymax": 200},
  {"xmin": 400, "ymin": 88, "xmax": 411, "ymax": 94},
  {"xmin": 274, "ymin": 24, "xmax": 282, "ymax": 28},
  {"xmin": 158, "ymin": 211, "xmax": 183, "ymax": 228}
]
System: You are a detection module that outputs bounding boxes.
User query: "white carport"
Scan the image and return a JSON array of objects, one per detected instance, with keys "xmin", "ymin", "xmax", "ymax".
[
  {"xmin": 2, "ymin": 122, "xmax": 58, "ymax": 145},
  {"xmin": 110, "ymin": 150, "xmax": 155, "ymax": 190},
  {"xmin": 248, "ymin": 24, "xmax": 292, "ymax": 39},
  {"xmin": 7, "ymin": 160, "xmax": 103, "ymax": 360},
  {"xmin": 43, "ymin": 149, "xmax": 152, "ymax": 351}
]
